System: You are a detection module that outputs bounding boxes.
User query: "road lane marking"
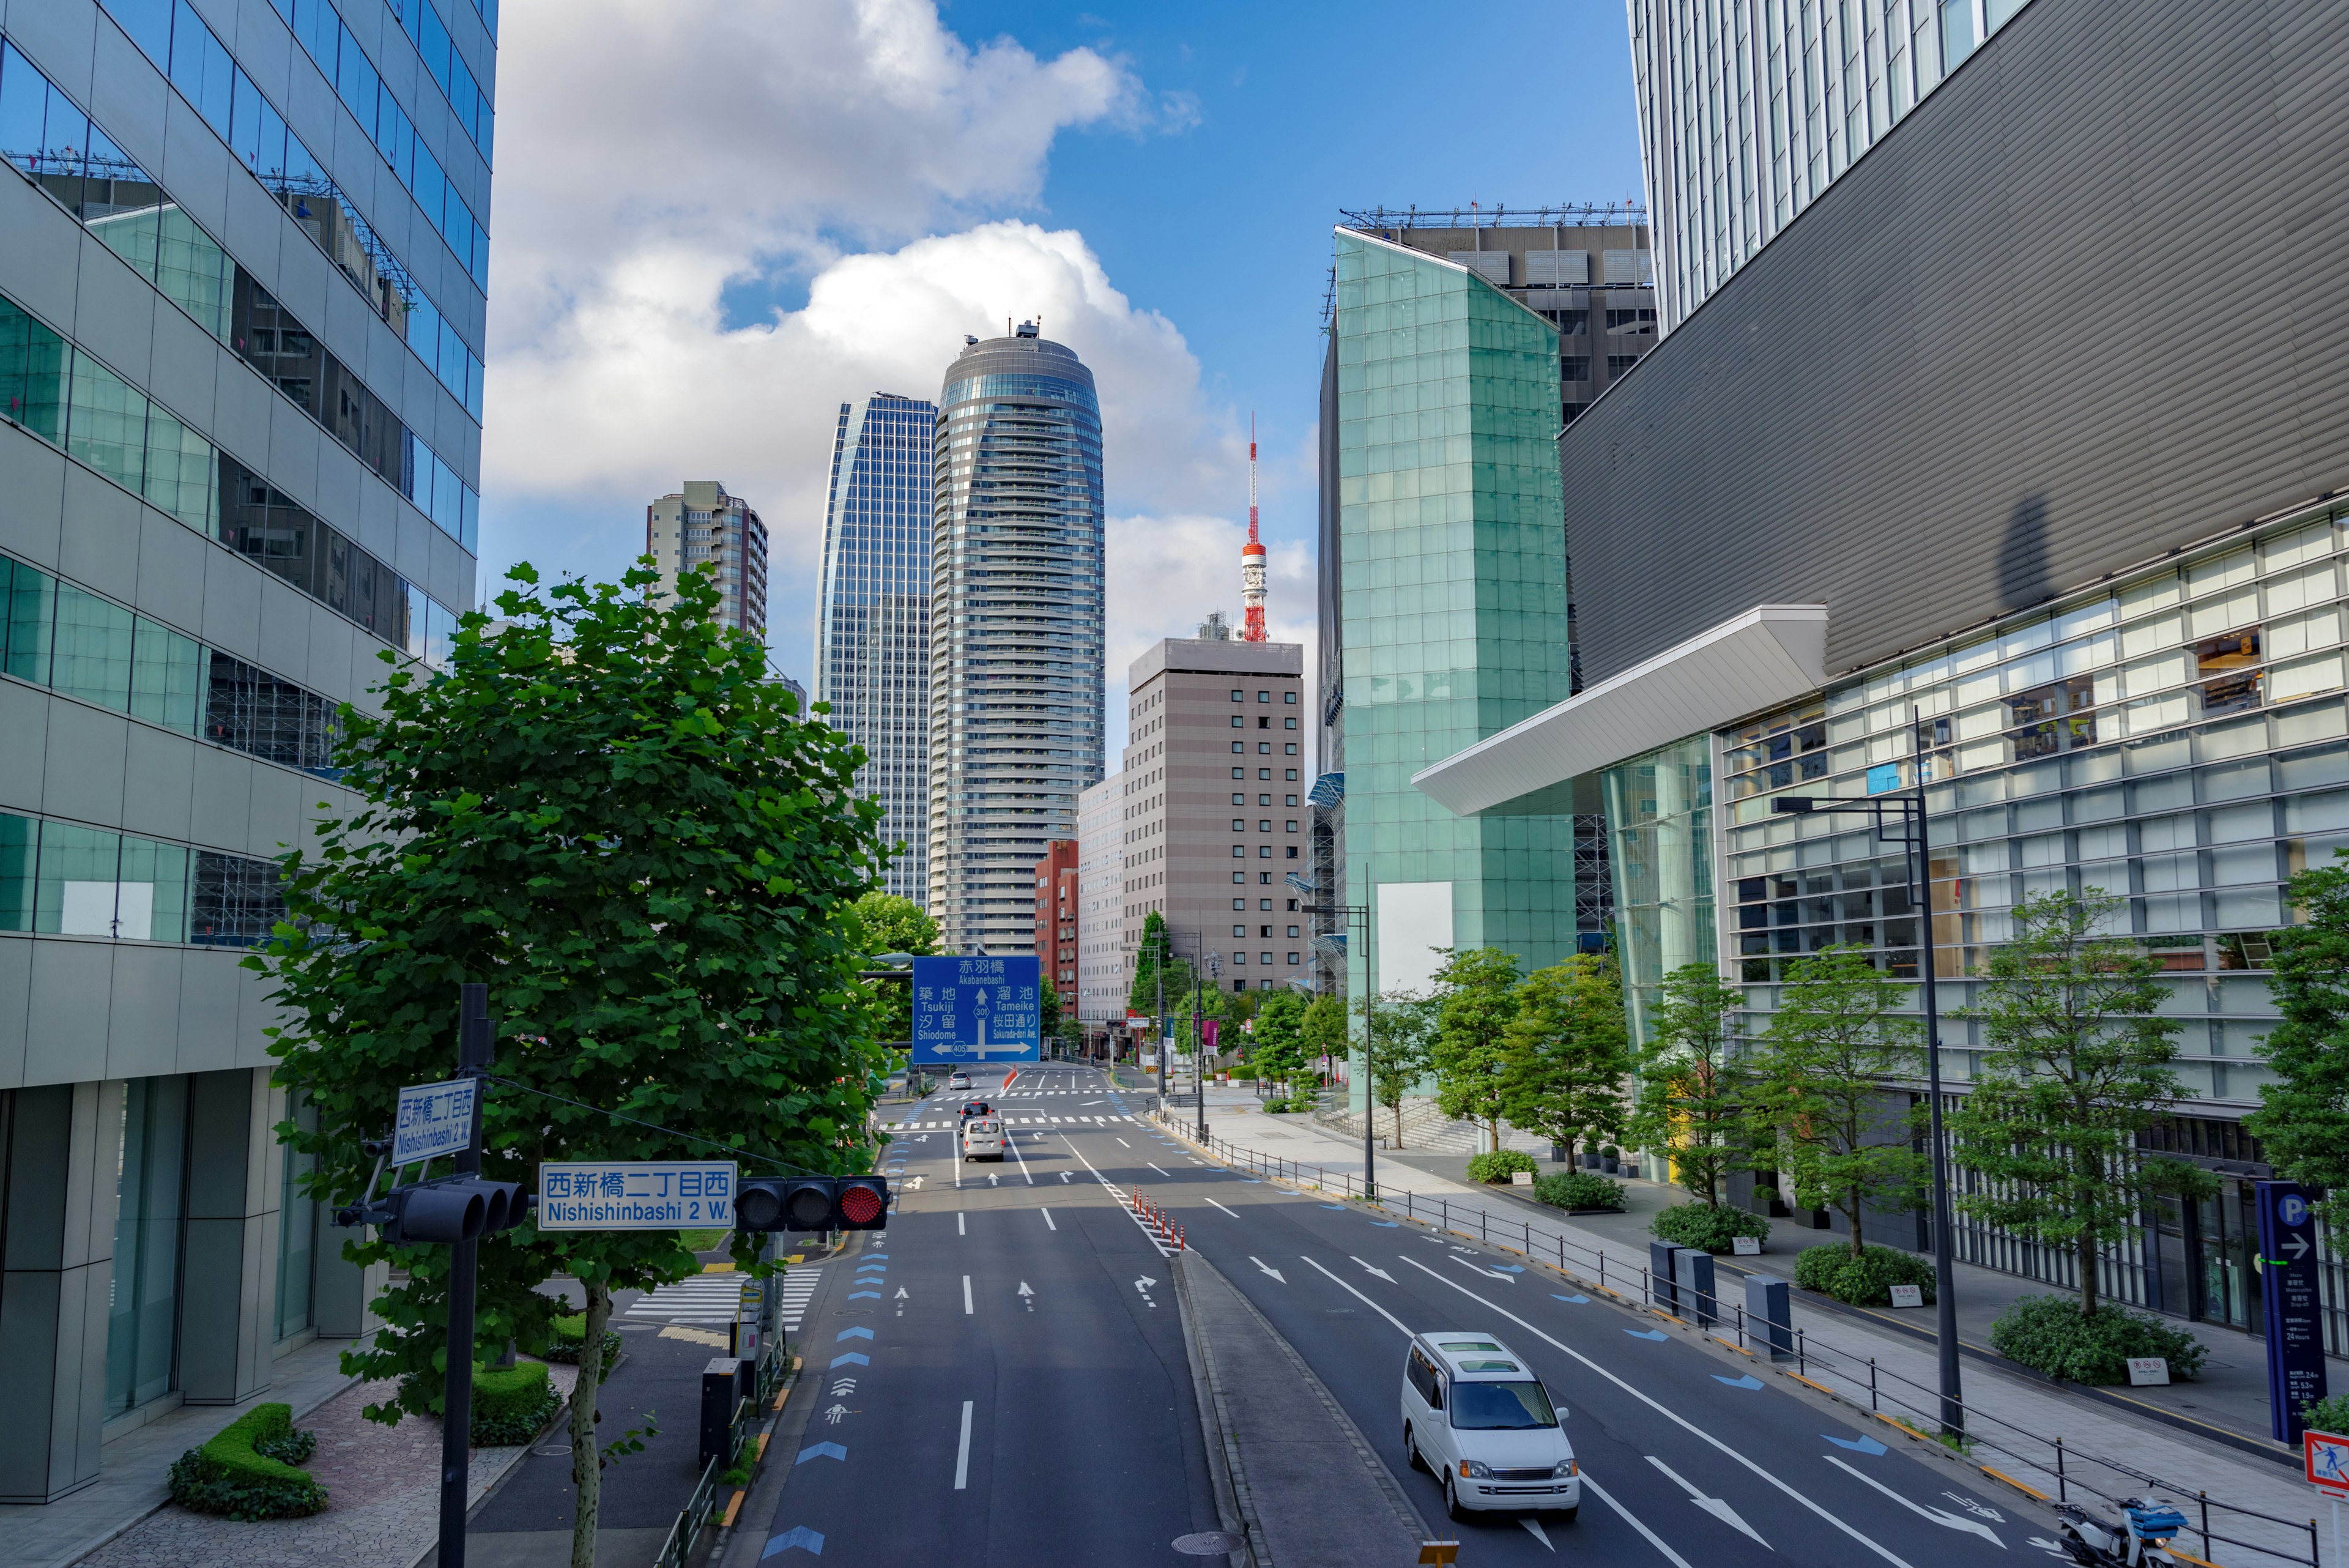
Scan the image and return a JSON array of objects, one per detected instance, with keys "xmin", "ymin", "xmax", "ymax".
[
  {"xmin": 1149, "ymin": 1162, "xmax": 1174, "ymax": 1178},
  {"xmin": 1010, "ymin": 1131, "xmax": 1034, "ymax": 1184},
  {"xmin": 1299, "ymin": 1256, "xmax": 1416, "ymax": 1334},
  {"xmin": 1646, "ymin": 1454, "xmax": 1772, "ymax": 1547},
  {"xmin": 954, "ymin": 1401, "xmax": 973, "ymax": 1490},
  {"xmin": 958, "ymin": 1213, "xmax": 965, "ymax": 1236},
  {"xmin": 1581, "ymin": 1471, "xmax": 1694, "ymax": 1568},
  {"xmin": 962, "ymin": 1275, "xmax": 973, "ymax": 1315},
  {"xmin": 1206, "ymin": 1198, "xmax": 1242, "ymax": 1219},
  {"xmin": 1821, "ymin": 1455, "xmax": 2005, "ymax": 1546},
  {"xmin": 1398, "ymin": 1255, "xmax": 1915, "ymax": 1568},
  {"xmin": 1349, "ymin": 1255, "xmax": 1395, "ymax": 1281},
  {"xmin": 1249, "ymin": 1255, "xmax": 1286, "ymax": 1283},
  {"xmin": 1040, "ymin": 1207, "xmax": 1056, "ymax": 1231},
  {"xmin": 1116, "ymin": 1137, "xmax": 1132, "ymax": 1148}
]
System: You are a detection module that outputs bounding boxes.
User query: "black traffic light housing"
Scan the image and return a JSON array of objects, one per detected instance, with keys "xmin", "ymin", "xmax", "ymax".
[
  {"xmin": 341, "ymin": 1176, "xmax": 532, "ymax": 1244},
  {"xmin": 736, "ymin": 1175, "xmax": 891, "ymax": 1232}
]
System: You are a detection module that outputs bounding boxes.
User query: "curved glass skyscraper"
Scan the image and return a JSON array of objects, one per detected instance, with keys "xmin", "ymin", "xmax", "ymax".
[
  {"xmin": 816, "ymin": 393, "xmax": 938, "ymax": 903},
  {"xmin": 928, "ymin": 324, "xmax": 1106, "ymax": 953}
]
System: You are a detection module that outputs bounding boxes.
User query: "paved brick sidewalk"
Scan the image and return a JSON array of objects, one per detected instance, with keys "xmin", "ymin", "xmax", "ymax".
[{"xmin": 1179, "ymin": 1100, "xmax": 2329, "ymax": 1568}]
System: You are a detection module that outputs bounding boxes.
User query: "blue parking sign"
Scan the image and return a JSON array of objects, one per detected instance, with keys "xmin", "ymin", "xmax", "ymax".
[{"xmin": 911, "ymin": 954, "xmax": 1041, "ymax": 1064}]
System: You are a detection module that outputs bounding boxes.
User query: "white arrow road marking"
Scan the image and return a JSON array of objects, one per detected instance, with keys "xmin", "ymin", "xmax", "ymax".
[
  {"xmin": 1647, "ymin": 1455, "xmax": 1770, "ymax": 1548},
  {"xmin": 892, "ymin": 1287, "xmax": 907, "ymax": 1299},
  {"xmin": 1521, "ymin": 1518, "xmax": 1554, "ymax": 1550},
  {"xmin": 1350, "ymin": 1255, "xmax": 1395, "ymax": 1282},
  {"xmin": 1018, "ymin": 1282, "xmax": 1035, "ymax": 1310},
  {"xmin": 987, "ymin": 1173, "xmax": 1000, "ymax": 1186},
  {"xmin": 1447, "ymin": 1254, "xmax": 1516, "ymax": 1284},
  {"xmin": 962, "ymin": 1276, "xmax": 973, "ymax": 1315},
  {"xmin": 1822, "ymin": 1455, "xmax": 2005, "ymax": 1547},
  {"xmin": 1207, "ymin": 1198, "xmax": 1243, "ymax": 1219},
  {"xmin": 1399, "ymin": 1255, "xmax": 1915, "ymax": 1568},
  {"xmin": 1249, "ymin": 1255, "xmax": 1286, "ymax": 1283},
  {"xmin": 1580, "ymin": 1471, "xmax": 1694, "ymax": 1568},
  {"xmin": 1039, "ymin": 1208, "xmax": 1056, "ymax": 1231},
  {"xmin": 1299, "ymin": 1257, "xmax": 1416, "ymax": 1334},
  {"xmin": 908, "ymin": 1175, "xmax": 925, "ymax": 1191}
]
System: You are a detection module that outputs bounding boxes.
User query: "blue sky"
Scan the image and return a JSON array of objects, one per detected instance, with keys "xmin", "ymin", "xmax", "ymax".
[{"xmin": 481, "ymin": 0, "xmax": 1647, "ymax": 747}]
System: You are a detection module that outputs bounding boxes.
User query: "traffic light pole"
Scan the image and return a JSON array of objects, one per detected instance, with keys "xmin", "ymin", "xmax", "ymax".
[{"xmin": 440, "ymin": 983, "xmax": 494, "ymax": 1568}]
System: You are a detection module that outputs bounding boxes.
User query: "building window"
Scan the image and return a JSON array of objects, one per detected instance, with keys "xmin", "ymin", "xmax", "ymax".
[
  {"xmin": 1230, "ymin": 715, "xmax": 1243, "ymax": 728},
  {"xmin": 1233, "ymin": 872, "xmax": 1245, "ymax": 884},
  {"xmin": 1258, "ymin": 845, "xmax": 1271, "ymax": 858},
  {"xmin": 1232, "ymin": 819, "xmax": 1247, "ymax": 831},
  {"xmin": 1283, "ymin": 743, "xmax": 1297, "ymax": 755},
  {"xmin": 1233, "ymin": 741, "xmax": 1244, "ymax": 754},
  {"xmin": 1287, "ymin": 952, "xmax": 1301, "ymax": 965},
  {"xmin": 107, "ymin": 1074, "xmax": 190, "ymax": 1415},
  {"xmin": 1285, "ymin": 846, "xmax": 1298, "ymax": 859},
  {"xmin": 1231, "ymin": 689, "xmax": 1243, "ymax": 701},
  {"xmin": 1285, "ymin": 691, "xmax": 1297, "ymax": 704},
  {"xmin": 1232, "ymin": 846, "xmax": 1244, "ymax": 858}
]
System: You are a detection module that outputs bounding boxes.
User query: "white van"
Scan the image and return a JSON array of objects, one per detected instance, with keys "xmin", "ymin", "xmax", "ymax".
[
  {"xmin": 1399, "ymin": 1332, "xmax": 1578, "ymax": 1522},
  {"xmin": 960, "ymin": 1117, "xmax": 1006, "ymax": 1161}
]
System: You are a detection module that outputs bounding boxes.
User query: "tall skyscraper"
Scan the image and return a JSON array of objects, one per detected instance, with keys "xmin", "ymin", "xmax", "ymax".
[
  {"xmin": 1628, "ymin": 0, "xmax": 2033, "ymax": 327},
  {"xmin": 0, "ymin": 0, "xmax": 489, "ymax": 1498},
  {"xmin": 816, "ymin": 395, "xmax": 937, "ymax": 902},
  {"xmin": 647, "ymin": 480, "xmax": 768, "ymax": 639},
  {"xmin": 927, "ymin": 322, "xmax": 1105, "ymax": 953}
]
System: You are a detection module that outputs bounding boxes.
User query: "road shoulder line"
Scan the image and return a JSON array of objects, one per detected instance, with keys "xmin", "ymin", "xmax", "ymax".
[{"xmin": 1172, "ymin": 1246, "xmax": 1263, "ymax": 1568}]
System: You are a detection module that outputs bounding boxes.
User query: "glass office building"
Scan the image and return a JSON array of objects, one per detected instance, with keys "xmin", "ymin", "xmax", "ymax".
[
  {"xmin": 0, "ymin": 0, "xmax": 491, "ymax": 1501},
  {"xmin": 928, "ymin": 325, "xmax": 1105, "ymax": 954},
  {"xmin": 817, "ymin": 394, "xmax": 937, "ymax": 903},
  {"xmin": 1324, "ymin": 231, "xmax": 1580, "ymax": 1105}
]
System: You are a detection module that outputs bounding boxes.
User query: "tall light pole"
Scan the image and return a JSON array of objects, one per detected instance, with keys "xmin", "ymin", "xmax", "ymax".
[
  {"xmin": 1302, "ymin": 899, "xmax": 1373, "ymax": 1200},
  {"xmin": 1771, "ymin": 705, "xmax": 1962, "ymax": 1438},
  {"xmin": 1200, "ymin": 951, "xmax": 1220, "ymax": 1139}
]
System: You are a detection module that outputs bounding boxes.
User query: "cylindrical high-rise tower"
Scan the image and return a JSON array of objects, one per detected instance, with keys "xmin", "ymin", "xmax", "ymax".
[{"xmin": 927, "ymin": 322, "xmax": 1107, "ymax": 954}]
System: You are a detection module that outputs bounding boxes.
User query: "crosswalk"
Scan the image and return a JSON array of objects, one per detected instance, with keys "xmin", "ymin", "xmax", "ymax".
[
  {"xmin": 776, "ymin": 1267, "xmax": 821, "ymax": 1332},
  {"xmin": 624, "ymin": 1275, "xmax": 748, "ymax": 1325},
  {"xmin": 889, "ymin": 1114, "xmax": 1138, "ymax": 1129}
]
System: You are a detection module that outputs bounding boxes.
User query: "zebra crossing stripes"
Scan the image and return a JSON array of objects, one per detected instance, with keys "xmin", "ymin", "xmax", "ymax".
[
  {"xmin": 624, "ymin": 1276, "xmax": 748, "ymax": 1325},
  {"xmin": 777, "ymin": 1267, "xmax": 822, "ymax": 1332},
  {"xmin": 888, "ymin": 1114, "xmax": 1134, "ymax": 1130}
]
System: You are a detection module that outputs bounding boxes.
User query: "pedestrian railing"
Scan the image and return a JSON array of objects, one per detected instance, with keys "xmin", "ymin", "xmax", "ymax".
[
  {"xmin": 652, "ymin": 1386, "xmax": 765, "ymax": 1568},
  {"xmin": 1155, "ymin": 1109, "xmax": 2324, "ymax": 1568}
]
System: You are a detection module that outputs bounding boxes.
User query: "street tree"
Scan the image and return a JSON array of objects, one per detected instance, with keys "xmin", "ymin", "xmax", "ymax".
[
  {"xmin": 1359, "ymin": 987, "xmax": 1438, "ymax": 1146},
  {"xmin": 2248, "ymin": 852, "xmax": 2349, "ymax": 1234},
  {"xmin": 849, "ymin": 891, "xmax": 935, "ymax": 1046},
  {"xmin": 1299, "ymin": 993, "xmax": 1348, "ymax": 1083},
  {"xmin": 1128, "ymin": 910, "xmax": 1193, "ymax": 1017},
  {"xmin": 1747, "ymin": 945, "xmax": 1927, "ymax": 1255},
  {"xmin": 1629, "ymin": 963, "xmax": 1749, "ymax": 1205},
  {"xmin": 1949, "ymin": 889, "xmax": 2213, "ymax": 1318},
  {"xmin": 1498, "ymin": 953, "xmax": 1630, "ymax": 1164},
  {"xmin": 263, "ymin": 563, "xmax": 887, "ymax": 1568},
  {"xmin": 1431, "ymin": 947, "xmax": 1524, "ymax": 1154},
  {"xmin": 1250, "ymin": 992, "xmax": 1307, "ymax": 1090}
]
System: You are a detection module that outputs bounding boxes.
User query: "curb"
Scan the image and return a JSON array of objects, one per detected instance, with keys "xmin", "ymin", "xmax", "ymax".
[{"xmin": 1171, "ymin": 1252, "xmax": 1263, "ymax": 1568}]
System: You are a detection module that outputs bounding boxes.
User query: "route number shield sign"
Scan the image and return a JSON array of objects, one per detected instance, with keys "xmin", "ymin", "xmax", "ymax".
[
  {"xmin": 2307, "ymin": 1430, "xmax": 2349, "ymax": 1496},
  {"xmin": 911, "ymin": 955, "xmax": 1041, "ymax": 1064},
  {"xmin": 537, "ymin": 1161, "xmax": 737, "ymax": 1230},
  {"xmin": 392, "ymin": 1078, "xmax": 477, "ymax": 1167}
]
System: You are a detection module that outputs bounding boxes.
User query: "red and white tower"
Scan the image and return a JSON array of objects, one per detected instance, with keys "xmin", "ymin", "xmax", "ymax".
[{"xmin": 1241, "ymin": 414, "xmax": 1268, "ymax": 642}]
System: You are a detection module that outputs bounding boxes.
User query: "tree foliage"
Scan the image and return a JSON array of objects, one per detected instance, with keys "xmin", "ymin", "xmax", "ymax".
[
  {"xmin": 1498, "ymin": 954, "xmax": 1630, "ymax": 1161},
  {"xmin": 261, "ymin": 563, "xmax": 887, "ymax": 1568},
  {"xmin": 2248, "ymin": 850, "xmax": 2349, "ymax": 1236},
  {"xmin": 1299, "ymin": 994, "xmax": 1347, "ymax": 1076},
  {"xmin": 1430, "ymin": 947, "xmax": 1523, "ymax": 1154},
  {"xmin": 1127, "ymin": 910, "xmax": 1192, "ymax": 1016},
  {"xmin": 1359, "ymin": 987, "xmax": 1438, "ymax": 1146},
  {"xmin": 848, "ymin": 891, "xmax": 935, "ymax": 1045},
  {"xmin": 1948, "ymin": 890, "xmax": 2211, "ymax": 1317},
  {"xmin": 1629, "ymin": 963, "xmax": 1748, "ymax": 1205},
  {"xmin": 1746, "ymin": 945, "xmax": 1926, "ymax": 1255}
]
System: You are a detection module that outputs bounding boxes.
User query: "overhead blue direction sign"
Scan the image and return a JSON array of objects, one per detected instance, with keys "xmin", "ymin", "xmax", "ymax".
[{"xmin": 911, "ymin": 954, "xmax": 1041, "ymax": 1064}]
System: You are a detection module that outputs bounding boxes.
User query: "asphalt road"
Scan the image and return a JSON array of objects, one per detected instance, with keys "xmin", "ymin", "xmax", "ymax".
[{"xmin": 754, "ymin": 1065, "xmax": 1223, "ymax": 1565}]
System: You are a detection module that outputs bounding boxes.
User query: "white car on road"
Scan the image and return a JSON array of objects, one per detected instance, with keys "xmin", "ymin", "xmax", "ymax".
[
  {"xmin": 1400, "ymin": 1332, "xmax": 1578, "ymax": 1522},
  {"xmin": 947, "ymin": 1071, "xmax": 971, "ymax": 1090},
  {"xmin": 960, "ymin": 1117, "xmax": 1006, "ymax": 1161}
]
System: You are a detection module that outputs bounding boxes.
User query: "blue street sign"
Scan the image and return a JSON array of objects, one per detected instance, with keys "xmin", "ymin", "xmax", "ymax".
[
  {"xmin": 2258, "ymin": 1179, "xmax": 2329, "ymax": 1443},
  {"xmin": 910, "ymin": 954, "xmax": 1041, "ymax": 1064}
]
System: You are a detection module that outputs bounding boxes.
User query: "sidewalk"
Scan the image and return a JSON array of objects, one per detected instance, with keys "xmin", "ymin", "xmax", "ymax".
[{"xmin": 1183, "ymin": 1091, "xmax": 2332, "ymax": 1568}]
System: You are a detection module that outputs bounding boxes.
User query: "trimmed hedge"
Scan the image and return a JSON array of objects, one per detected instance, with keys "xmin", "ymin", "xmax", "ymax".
[
  {"xmin": 1989, "ymin": 1293, "xmax": 2208, "ymax": 1385},
  {"xmin": 166, "ymin": 1403, "xmax": 328, "ymax": 1520},
  {"xmin": 1466, "ymin": 1150, "xmax": 1540, "ymax": 1183},
  {"xmin": 471, "ymin": 1361, "xmax": 562, "ymax": 1446},
  {"xmin": 546, "ymin": 1312, "xmax": 623, "ymax": 1373},
  {"xmin": 1533, "ymin": 1170, "xmax": 1628, "ymax": 1212},
  {"xmin": 1794, "ymin": 1243, "xmax": 1936, "ymax": 1306},
  {"xmin": 1649, "ymin": 1202, "xmax": 1768, "ymax": 1254}
]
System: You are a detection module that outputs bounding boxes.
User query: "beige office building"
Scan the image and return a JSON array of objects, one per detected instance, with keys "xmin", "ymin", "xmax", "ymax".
[
  {"xmin": 645, "ymin": 480, "xmax": 770, "ymax": 638},
  {"xmin": 1117, "ymin": 637, "xmax": 1308, "ymax": 997}
]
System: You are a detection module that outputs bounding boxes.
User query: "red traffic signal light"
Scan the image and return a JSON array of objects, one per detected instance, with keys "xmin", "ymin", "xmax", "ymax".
[
  {"xmin": 834, "ymin": 1176, "xmax": 888, "ymax": 1230},
  {"xmin": 735, "ymin": 1176, "xmax": 891, "ymax": 1232}
]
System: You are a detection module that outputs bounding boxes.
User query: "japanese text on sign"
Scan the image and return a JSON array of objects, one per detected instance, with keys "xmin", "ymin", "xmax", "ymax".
[
  {"xmin": 537, "ymin": 1162, "xmax": 736, "ymax": 1230},
  {"xmin": 911, "ymin": 954, "xmax": 1041, "ymax": 1064},
  {"xmin": 392, "ymin": 1078, "xmax": 477, "ymax": 1167}
]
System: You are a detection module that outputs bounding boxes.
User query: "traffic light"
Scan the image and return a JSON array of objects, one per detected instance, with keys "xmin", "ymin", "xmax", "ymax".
[
  {"xmin": 735, "ymin": 1176, "xmax": 891, "ymax": 1232},
  {"xmin": 341, "ymin": 1176, "xmax": 533, "ymax": 1244}
]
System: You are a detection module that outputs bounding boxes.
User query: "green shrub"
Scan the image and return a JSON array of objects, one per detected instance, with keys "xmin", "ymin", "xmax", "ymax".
[
  {"xmin": 2302, "ymin": 1394, "xmax": 2349, "ymax": 1436},
  {"xmin": 1649, "ymin": 1202, "xmax": 1768, "ymax": 1253},
  {"xmin": 546, "ymin": 1313, "xmax": 623, "ymax": 1373},
  {"xmin": 1227, "ymin": 1066, "xmax": 1256, "ymax": 1081},
  {"xmin": 166, "ymin": 1403, "xmax": 327, "ymax": 1520},
  {"xmin": 471, "ymin": 1362, "xmax": 562, "ymax": 1446},
  {"xmin": 1533, "ymin": 1170, "xmax": 1627, "ymax": 1211},
  {"xmin": 1467, "ymin": 1150, "xmax": 1540, "ymax": 1183},
  {"xmin": 1794, "ymin": 1243, "xmax": 1937, "ymax": 1305},
  {"xmin": 1988, "ymin": 1294, "xmax": 2207, "ymax": 1384}
]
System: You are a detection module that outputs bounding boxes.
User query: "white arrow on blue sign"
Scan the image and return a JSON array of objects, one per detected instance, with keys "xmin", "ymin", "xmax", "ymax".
[{"xmin": 392, "ymin": 1078, "xmax": 478, "ymax": 1166}]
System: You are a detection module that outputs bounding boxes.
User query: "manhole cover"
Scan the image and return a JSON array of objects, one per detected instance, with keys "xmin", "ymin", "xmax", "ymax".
[
  {"xmin": 1173, "ymin": 1531, "xmax": 1246, "ymax": 1555},
  {"xmin": 532, "ymin": 1443, "xmax": 573, "ymax": 1456}
]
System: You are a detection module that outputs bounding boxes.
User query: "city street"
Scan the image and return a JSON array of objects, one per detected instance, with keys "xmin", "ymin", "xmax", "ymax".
[{"xmin": 761, "ymin": 1066, "xmax": 2060, "ymax": 1566}]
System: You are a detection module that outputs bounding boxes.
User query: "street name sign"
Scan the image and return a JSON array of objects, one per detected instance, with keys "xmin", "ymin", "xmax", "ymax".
[
  {"xmin": 911, "ymin": 955, "xmax": 1041, "ymax": 1065},
  {"xmin": 392, "ymin": 1077, "xmax": 477, "ymax": 1167},
  {"xmin": 2260, "ymin": 1180, "xmax": 2331, "ymax": 1443},
  {"xmin": 538, "ymin": 1161, "xmax": 736, "ymax": 1230}
]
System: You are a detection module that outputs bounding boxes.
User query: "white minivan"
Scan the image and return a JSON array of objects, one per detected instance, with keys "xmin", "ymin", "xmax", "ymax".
[
  {"xmin": 960, "ymin": 1117, "xmax": 1006, "ymax": 1161},
  {"xmin": 1400, "ymin": 1332, "xmax": 1578, "ymax": 1522}
]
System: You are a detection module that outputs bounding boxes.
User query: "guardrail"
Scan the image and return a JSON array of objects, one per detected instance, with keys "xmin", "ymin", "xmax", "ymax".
[
  {"xmin": 1156, "ymin": 1109, "xmax": 2324, "ymax": 1568},
  {"xmin": 652, "ymin": 1353, "xmax": 787, "ymax": 1568}
]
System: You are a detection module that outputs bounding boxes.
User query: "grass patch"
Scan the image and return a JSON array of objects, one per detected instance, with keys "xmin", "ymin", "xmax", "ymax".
[{"xmin": 681, "ymin": 1228, "xmax": 732, "ymax": 1252}]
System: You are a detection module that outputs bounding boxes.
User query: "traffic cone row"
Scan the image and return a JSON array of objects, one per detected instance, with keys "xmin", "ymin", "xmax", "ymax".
[{"xmin": 1129, "ymin": 1187, "xmax": 1187, "ymax": 1250}]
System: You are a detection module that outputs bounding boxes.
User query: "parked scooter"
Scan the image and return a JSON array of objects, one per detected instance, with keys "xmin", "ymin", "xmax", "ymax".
[{"xmin": 2054, "ymin": 1497, "xmax": 2189, "ymax": 1566}]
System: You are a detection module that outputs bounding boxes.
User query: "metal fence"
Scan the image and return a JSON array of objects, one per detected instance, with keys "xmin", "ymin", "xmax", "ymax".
[
  {"xmin": 653, "ymin": 1353, "xmax": 788, "ymax": 1568},
  {"xmin": 1154, "ymin": 1110, "xmax": 2325, "ymax": 1568}
]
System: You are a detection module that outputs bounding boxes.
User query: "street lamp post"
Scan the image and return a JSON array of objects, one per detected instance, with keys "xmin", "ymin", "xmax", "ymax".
[
  {"xmin": 1771, "ymin": 705, "xmax": 1962, "ymax": 1438},
  {"xmin": 1301, "ymin": 899, "xmax": 1374, "ymax": 1201},
  {"xmin": 1201, "ymin": 952, "xmax": 1220, "ymax": 1140}
]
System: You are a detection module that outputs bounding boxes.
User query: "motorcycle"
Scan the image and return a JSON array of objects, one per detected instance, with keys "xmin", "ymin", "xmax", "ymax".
[{"xmin": 2053, "ymin": 1497, "xmax": 2190, "ymax": 1567}]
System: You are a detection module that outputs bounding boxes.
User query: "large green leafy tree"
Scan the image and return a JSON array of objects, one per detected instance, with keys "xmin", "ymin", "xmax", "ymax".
[
  {"xmin": 1430, "ymin": 947, "xmax": 1523, "ymax": 1154},
  {"xmin": 1949, "ymin": 890, "xmax": 2211, "ymax": 1317},
  {"xmin": 1128, "ymin": 910, "xmax": 1192, "ymax": 1017},
  {"xmin": 2249, "ymin": 852, "xmax": 2349, "ymax": 1232},
  {"xmin": 1499, "ymin": 954, "xmax": 1630, "ymax": 1164},
  {"xmin": 1747, "ymin": 945, "xmax": 1927, "ymax": 1255},
  {"xmin": 849, "ymin": 891, "xmax": 936, "ymax": 1046},
  {"xmin": 1629, "ymin": 964, "xmax": 1749, "ymax": 1205},
  {"xmin": 263, "ymin": 564, "xmax": 887, "ymax": 1568},
  {"xmin": 1250, "ymin": 992, "xmax": 1306, "ymax": 1087},
  {"xmin": 1360, "ymin": 988, "xmax": 1438, "ymax": 1147},
  {"xmin": 1299, "ymin": 994, "xmax": 1348, "ymax": 1082}
]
